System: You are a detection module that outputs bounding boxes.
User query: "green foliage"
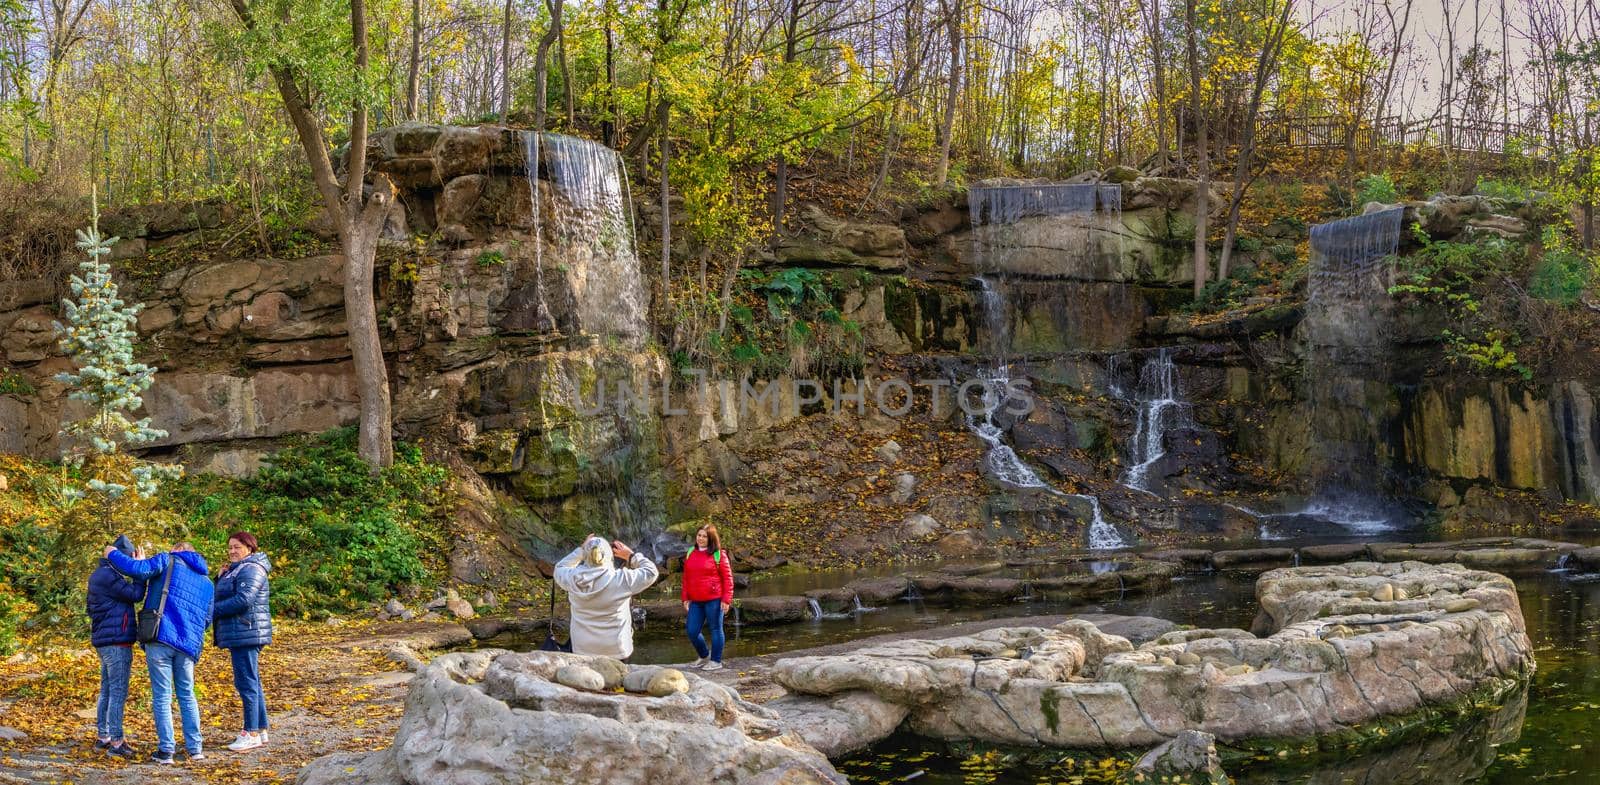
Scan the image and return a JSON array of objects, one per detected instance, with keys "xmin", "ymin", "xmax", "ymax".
[
  {"xmin": 1529, "ymin": 227, "xmax": 1596, "ymax": 305},
  {"xmin": 674, "ymin": 267, "xmax": 865, "ymax": 378},
  {"xmin": 1475, "ymin": 177, "xmax": 1535, "ymax": 202},
  {"xmin": 1185, "ymin": 268, "xmax": 1271, "ymax": 312},
  {"xmin": 1353, "ymin": 173, "xmax": 1400, "ymax": 208},
  {"xmin": 0, "ymin": 370, "xmax": 34, "ymax": 397},
  {"xmin": 51, "ymin": 200, "xmax": 185, "ymax": 563},
  {"xmin": 1389, "ymin": 225, "xmax": 1533, "ymax": 380},
  {"xmin": 476, "ymin": 250, "xmax": 507, "ymax": 267},
  {"xmin": 1443, "ymin": 329, "xmax": 1532, "ymax": 381},
  {"xmin": 0, "ymin": 580, "xmax": 35, "ymax": 656},
  {"xmin": 166, "ymin": 429, "xmax": 448, "ymax": 617}
]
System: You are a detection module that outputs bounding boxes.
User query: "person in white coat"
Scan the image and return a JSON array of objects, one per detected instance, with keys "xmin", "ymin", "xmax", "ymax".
[{"xmin": 553, "ymin": 534, "xmax": 660, "ymax": 659}]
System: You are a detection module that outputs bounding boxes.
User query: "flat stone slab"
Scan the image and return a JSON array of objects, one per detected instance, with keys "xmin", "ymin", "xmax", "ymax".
[{"xmin": 770, "ymin": 561, "xmax": 1533, "ymax": 750}]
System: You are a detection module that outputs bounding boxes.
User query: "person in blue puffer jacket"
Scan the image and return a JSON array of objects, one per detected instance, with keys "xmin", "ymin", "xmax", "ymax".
[
  {"xmin": 212, "ymin": 531, "xmax": 272, "ymax": 752},
  {"xmin": 86, "ymin": 535, "xmax": 145, "ymax": 759},
  {"xmin": 104, "ymin": 541, "xmax": 214, "ymax": 765}
]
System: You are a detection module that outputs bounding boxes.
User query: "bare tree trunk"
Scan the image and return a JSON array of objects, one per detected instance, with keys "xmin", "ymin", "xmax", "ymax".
[
  {"xmin": 603, "ymin": 0, "xmax": 617, "ymax": 146},
  {"xmin": 406, "ymin": 0, "xmax": 420, "ymax": 119},
  {"xmin": 500, "ymin": 0, "xmax": 513, "ymax": 120},
  {"xmin": 656, "ymin": 0, "xmax": 671, "ymax": 298},
  {"xmin": 531, "ymin": 0, "xmax": 562, "ymax": 131},
  {"xmin": 1185, "ymin": 0, "xmax": 1209, "ymax": 300},
  {"xmin": 772, "ymin": 0, "xmax": 804, "ymax": 230},
  {"xmin": 558, "ymin": 3, "xmax": 573, "ymax": 128},
  {"xmin": 346, "ymin": 0, "xmax": 395, "ymax": 469},
  {"xmin": 659, "ymin": 99, "xmax": 671, "ymax": 294},
  {"xmin": 934, "ymin": 0, "xmax": 961, "ymax": 187},
  {"xmin": 1138, "ymin": 0, "xmax": 1168, "ymax": 160},
  {"xmin": 1218, "ymin": 0, "xmax": 1295, "ymax": 282}
]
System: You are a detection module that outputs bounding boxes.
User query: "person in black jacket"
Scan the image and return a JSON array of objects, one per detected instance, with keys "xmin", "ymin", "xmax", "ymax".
[
  {"xmin": 85, "ymin": 535, "xmax": 144, "ymax": 759},
  {"xmin": 213, "ymin": 531, "xmax": 272, "ymax": 752}
]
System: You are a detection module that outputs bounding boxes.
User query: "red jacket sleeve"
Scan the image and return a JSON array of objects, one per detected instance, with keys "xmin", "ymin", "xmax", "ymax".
[{"xmin": 719, "ymin": 551, "xmax": 734, "ymax": 604}]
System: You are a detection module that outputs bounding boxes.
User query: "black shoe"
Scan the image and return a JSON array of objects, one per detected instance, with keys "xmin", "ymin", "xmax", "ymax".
[
  {"xmin": 94, "ymin": 739, "xmax": 110, "ymax": 751},
  {"xmin": 106, "ymin": 741, "xmax": 136, "ymax": 759},
  {"xmin": 183, "ymin": 749, "xmax": 206, "ymax": 762},
  {"xmin": 150, "ymin": 750, "xmax": 175, "ymax": 765}
]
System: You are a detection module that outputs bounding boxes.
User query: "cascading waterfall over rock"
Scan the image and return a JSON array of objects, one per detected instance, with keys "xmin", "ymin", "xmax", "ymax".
[
  {"xmin": 966, "ymin": 183, "xmax": 1128, "ymax": 550},
  {"xmin": 1307, "ymin": 206, "xmax": 1406, "ymax": 338},
  {"xmin": 1117, "ymin": 349, "xmax": 1185, "ymax": 494},
  {"xmin": 519, "ymin": 131, "xmax": 665, "ymax": 557},
  {"xmin": 1296, "ymin": 206, "xmax": 1409, "ymax": 530},
  {"xmin": 523, "ymin": 131, "xmax": 648, "ymax": 345}
]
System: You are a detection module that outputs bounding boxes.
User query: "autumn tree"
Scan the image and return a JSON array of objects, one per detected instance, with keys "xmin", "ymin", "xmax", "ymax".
[{"xmin": 226, "ymin": 0, "xmax": 396, "ymax": 467}]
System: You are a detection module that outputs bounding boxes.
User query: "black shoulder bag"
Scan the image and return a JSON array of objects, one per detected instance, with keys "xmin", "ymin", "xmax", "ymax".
[
  {"xmin": 136, "ymin": 560, "xmax": 175, "ymax": 645},
  {"xmin": 538, "ymin": 579, "xmax": 571, "ymax": 652}
]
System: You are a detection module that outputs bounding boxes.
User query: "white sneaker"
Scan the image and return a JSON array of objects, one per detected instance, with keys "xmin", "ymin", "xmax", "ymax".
[
  {"xmin": 260, "ymin": 731, "xmax": 269, "ymax": 744},
  {"xmin": 690, "ymin": 658, "xmax": 709, "ymax": 669},
  {"xmin": 227, "ymin": 733, "xmax": 263, "ymax": 752},
  {"xmin": 702, "ymin": 661, "xmax": 724, "ymax": 671}
]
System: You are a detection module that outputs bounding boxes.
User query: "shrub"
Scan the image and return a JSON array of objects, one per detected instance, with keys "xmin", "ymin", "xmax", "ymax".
[
  {"xmin": 0, "ymin": 581, "xmax": 36, "ymax": 656},
  {"xmin": 1475, "ymin": 177, "xmax": 1534, "ymax": 202},
  {"xmin": 1529, "ymin": 227, "xmax": 1596, "ymax": 305},
  {"xmin": 166, "ymin": 429, "xmax": 450, "ymax": 617},
  {"xmin": 1353, "ymin": 173, "xmax": 1400, "ymax": 208}
]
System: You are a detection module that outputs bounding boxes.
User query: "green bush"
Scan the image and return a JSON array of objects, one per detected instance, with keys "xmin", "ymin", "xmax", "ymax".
[
  {"xmin": 1353, "ymin": 173, "xmax": 1400, "ymax": 208},
  {"xmin": 1474, "ymin": 177, "xmax": 1534, "ymax": 202},
  {"xmin": 1529, "ymin": 227, "xmax": 1595, "ymax": 305},
  {"xmin": 167, "ymin": 429, "xmax": 449, "ymax": 618}
]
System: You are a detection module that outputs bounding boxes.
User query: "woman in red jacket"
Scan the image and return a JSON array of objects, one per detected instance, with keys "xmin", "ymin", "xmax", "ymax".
[{"xmin": 681, "ymin": 524, "xmax": 733, "ymax": 670}]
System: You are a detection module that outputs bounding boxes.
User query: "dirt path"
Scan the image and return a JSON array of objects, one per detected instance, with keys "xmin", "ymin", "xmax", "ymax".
[{"xmin": 0, "ymin": 621, "xmax": 462, "ymax": 785}]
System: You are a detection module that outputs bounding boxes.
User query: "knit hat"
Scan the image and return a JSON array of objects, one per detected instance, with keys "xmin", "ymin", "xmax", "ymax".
[{"xmin": 110, "ymin": 535, "xmax": 135, "ymax": 557}]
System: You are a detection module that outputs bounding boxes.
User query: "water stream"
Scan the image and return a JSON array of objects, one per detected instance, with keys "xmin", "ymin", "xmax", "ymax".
[
  {"xmin": 966, "ymin": 183, "xmax": 1129, "ymax": 550},
  {"xmin": 1115, "ymin": 349, "xmax": 1183, "ymax": 494}
]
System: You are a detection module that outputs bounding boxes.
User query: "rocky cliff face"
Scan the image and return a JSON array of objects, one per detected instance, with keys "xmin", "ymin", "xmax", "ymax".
[{"xmin": 2, "ymin": 128, "xmax": 1596, "ymax": 580}]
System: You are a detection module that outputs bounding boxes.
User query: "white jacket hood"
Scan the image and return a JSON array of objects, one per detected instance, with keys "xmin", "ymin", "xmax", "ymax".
[{"xmin": 553, "ymin": 538, "xmax": 659, "ymax": 659}]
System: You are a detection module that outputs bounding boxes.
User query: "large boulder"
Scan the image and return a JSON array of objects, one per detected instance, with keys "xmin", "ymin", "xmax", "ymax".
[
  {"xmin": 771, "ymin": 563, "xmax": 1533, "ymax": 749},
  {"xmin": 300, "ymin": 650, "xmax": 847, "ymax": 785}
]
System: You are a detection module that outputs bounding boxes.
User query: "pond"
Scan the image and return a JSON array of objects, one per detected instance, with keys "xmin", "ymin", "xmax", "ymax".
[
  {"xmin": 838, "ymin": 570, "xmax": 1600, "ymax": 785},
  {"xmin": 490, "ymin": 548, "xmax": 1600, "ymax": 783}
]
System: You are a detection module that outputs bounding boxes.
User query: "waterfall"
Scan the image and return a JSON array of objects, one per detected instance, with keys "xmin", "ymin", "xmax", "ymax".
[
  {"xmin": 1120, "ymin": 349, "xmax": 1184, "ymax": 493},
  {"xmin": 522, "ymin": 132, "xmax": 648, "ymax": 343},
  {"xmin": 967, "ymin": 183, "xmax": 1122, "ymax": 226},
  {"xmin": 965, "ymin": 181, "xmax": 1129, "ymax": 551},
  {"xmin": 522, "ymin": 132, "xmax": 555, "ymax": 331},
  {"xmin": 1298, "ymin": 206, "xmax": 1408, "ymax": 530},
  {"xmin": 850, "ymin": 594, "xmax": 876, "ymax": 614},
  {"xmin": 901, "ymin": 585, "xmax": 923, "ymax": 602},
  {"xmin": 1308, "ymin": 207, "xmax": 1406, "ymax": 307},
  {"xmin": 1076, "ymin": 493, "xmax": 1127, "ymax": 550},
  {"xmin": 806, "ymin": 598, "xmax": 823, "ymax": 621}
]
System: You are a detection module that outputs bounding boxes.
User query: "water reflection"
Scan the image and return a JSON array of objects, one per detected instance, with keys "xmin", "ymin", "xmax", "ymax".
[{"xmin": 489, "ymin": 559, "xmax": 1600, "ymax": 783}]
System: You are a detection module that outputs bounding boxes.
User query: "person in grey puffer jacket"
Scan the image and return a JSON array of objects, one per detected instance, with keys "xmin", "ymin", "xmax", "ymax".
[{"xmin": 213, "ymin": 531, "xmax": 272, "ymax": 752}]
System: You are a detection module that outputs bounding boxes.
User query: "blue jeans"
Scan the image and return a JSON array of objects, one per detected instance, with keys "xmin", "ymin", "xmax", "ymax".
[
  {"xmin": 145, "ymin": 643, "xmax": 202, "ymax": 755},
  {"xmin": 229, "ymin": 646, "xmax": 269, "ymax": 732},
  {"xmin": 94, "ymin": 645, "xmax": 133, "ymax": 740},
  {"xmin": 686, "ymin": 599, "xmax": 725, "ymax": 662}
]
